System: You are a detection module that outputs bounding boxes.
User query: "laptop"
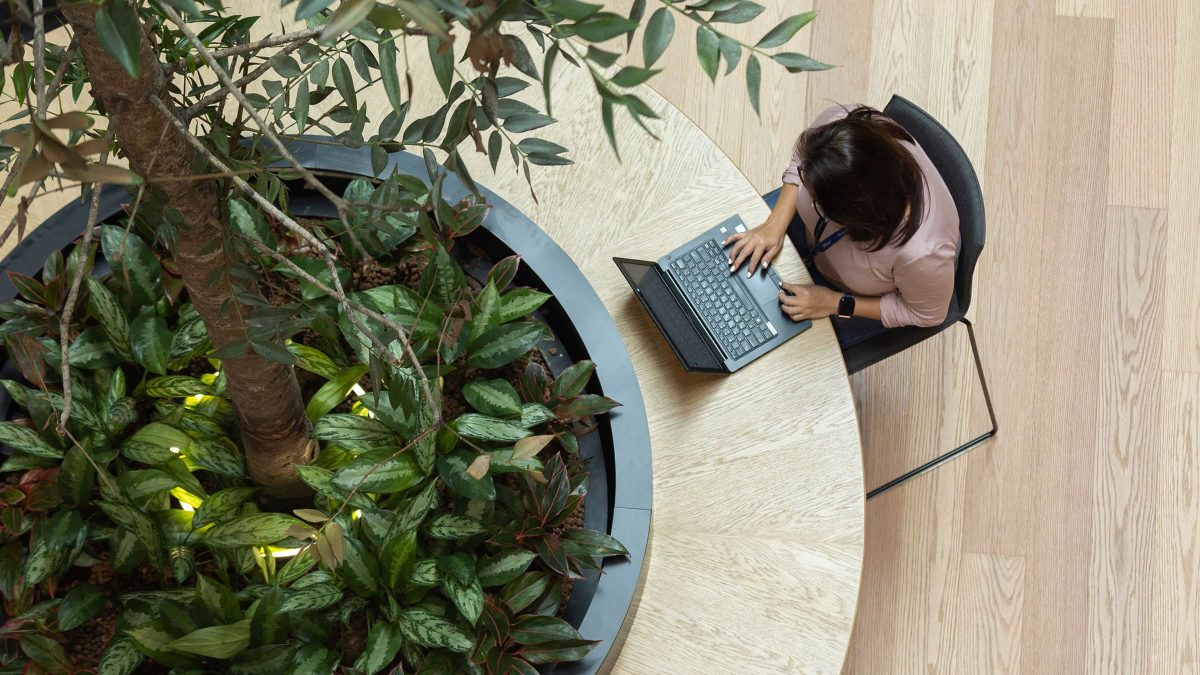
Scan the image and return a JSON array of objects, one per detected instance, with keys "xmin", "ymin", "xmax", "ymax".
[{"xmin": 614, "ymin": 215, "xmax": 812, "ymax": 373}]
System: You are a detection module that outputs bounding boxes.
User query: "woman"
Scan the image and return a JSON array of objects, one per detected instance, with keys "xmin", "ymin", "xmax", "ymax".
[{"xmin": 725, "ymin": 105, "xmax": 959, "ymax": 348}]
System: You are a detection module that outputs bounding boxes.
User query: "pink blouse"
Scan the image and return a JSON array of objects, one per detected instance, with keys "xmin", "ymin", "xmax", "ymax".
[{"xmin": 781, "ymin": 106, "xmax": 959, "ymax": 328}]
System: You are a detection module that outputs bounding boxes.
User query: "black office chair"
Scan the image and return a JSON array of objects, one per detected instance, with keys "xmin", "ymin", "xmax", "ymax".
[{"xmin": 766, "ymin": 95, "xmax": 998, "ymax": 498}]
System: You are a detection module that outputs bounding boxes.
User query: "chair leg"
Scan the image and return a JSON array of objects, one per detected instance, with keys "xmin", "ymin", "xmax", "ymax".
[{"xmin": 865, "ymin": 318, "xmax": 999, "ymax": 500}]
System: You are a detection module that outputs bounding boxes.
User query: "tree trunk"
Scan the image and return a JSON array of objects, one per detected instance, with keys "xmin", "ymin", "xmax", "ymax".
[{"xmin": 62, "ymin": 2, "xmax": 314, "ymax": 496}]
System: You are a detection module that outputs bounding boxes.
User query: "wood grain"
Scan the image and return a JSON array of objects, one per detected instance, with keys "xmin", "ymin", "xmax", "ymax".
[
  {"xmin": 1086, "ymin": 207, "xmax": 1166, "ymax": 674},
  {"xmin": 1163, "ymin": 0, "xmax": 1200, "ymax": 372},
  {"xmin": 1107, "ymin": 0, "xmax": 1175, "ymax": 208},
  {"xmin": 1152, "ymin": 372, "xmax": 1200, "ymax": 673},
  {"xmin": 1022, "ymin": 18, "xmax": 1114, "ymax": 674},
  {"xmin": 954, "ymin": 552, "xmax": 1025, "ymax": 672},
  {"xmin": 1056, "ymin": 0, "xmax": 1116, "ymax": 18}
]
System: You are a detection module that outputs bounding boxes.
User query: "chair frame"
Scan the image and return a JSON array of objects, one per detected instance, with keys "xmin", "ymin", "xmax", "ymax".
[{"xmin": 864, "ymin": 317, "xmax": 998, "ymax": 499}]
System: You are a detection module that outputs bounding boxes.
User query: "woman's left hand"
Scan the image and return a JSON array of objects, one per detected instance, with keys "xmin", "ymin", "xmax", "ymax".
[{"xmin": 779, "ymin": 283, "xmax": 841, "ymax": 321}]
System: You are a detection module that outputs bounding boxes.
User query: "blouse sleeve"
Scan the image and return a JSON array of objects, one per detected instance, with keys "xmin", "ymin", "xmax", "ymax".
[
  {"xmin": 781, "ymin": 105, "xmax": 850, "ymax": 186},
  {"xmin": 879, "ymin": 241, "xmax": 957, "ymax": 328}
]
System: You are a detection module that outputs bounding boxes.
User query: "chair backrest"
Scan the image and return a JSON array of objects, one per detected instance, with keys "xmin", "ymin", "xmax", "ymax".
[{"xmin": 882, "ymin": 95, "xmax": 985, "ymax": 316}]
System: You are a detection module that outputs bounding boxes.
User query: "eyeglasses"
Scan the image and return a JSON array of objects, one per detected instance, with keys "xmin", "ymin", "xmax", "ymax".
[{"xmin": 812, "ymin": 199, "xmax": 827, "ymax": 221}]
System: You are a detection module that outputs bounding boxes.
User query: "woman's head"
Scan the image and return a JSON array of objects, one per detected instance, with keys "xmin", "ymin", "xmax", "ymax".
[{"xmin": 797, "ymin": 106, "xmax": 926, "ymax": 250}]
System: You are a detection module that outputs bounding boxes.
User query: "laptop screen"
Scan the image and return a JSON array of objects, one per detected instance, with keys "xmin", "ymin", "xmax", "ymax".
[{"xmin": 615, "ymin": 259, "xmax": 724, "ymax": 373}]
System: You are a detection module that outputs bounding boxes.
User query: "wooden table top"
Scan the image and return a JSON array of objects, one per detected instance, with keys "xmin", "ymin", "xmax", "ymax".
[
  {"xmin": 396, "ymin": 40, "xmax": 867, "ymax": 675},
  {"xmin": 0, "ymin": 14, "xmax": 866, "ymax": 672}
]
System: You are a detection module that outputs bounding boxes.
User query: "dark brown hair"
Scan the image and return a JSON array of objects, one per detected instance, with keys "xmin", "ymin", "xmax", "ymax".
[{"xmin": 797, "ymin": 105, "xmax": 926, "ymax": 251}]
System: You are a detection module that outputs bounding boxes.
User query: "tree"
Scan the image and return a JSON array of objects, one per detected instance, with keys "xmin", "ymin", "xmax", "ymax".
[{"xmin": 2, "ymin": 0, "xmax": 823, "ymax": 494}]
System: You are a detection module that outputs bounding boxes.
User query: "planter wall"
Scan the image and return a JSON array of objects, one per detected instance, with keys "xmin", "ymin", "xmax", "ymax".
[{"xmin": 0, "ymin": 143, "xmax": 652, "ymax": 674}]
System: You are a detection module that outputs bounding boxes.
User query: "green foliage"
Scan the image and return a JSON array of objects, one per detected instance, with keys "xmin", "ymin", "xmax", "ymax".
[{"xmin": 0, "ymin": 0, "xmax": 829, "ymax": 668}]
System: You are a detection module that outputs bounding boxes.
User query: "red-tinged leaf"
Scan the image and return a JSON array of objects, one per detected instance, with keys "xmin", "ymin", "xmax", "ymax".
[
  {"xmin": 511, "ymin": 615, "xmax": 583, "ymax": 645},
  {"xmin": 520, "ymin": 637, "xmax": 601, "ymax": 664},
  {"xmin": 534, "ymin": 535, "xmax": 571, "ymax": 577},
  {"xmin": 487, "ymin": 255, "xmax": 521, "ymax": 289},
  {"xmin": 498, "ymin": 572, "xmax": 550, "ymax": 613},
  {"xmin": 549, "ymin": 360, "xmax": 595, "ymax": 399},
  {"xmin": 6, "ymin": 335, "xmax": 48, "ymax": 388},
  {"xmin": 554, "ymin": 394, "xmax": 621, "ymax": 420},
  {"xmin": 7, "ymin": 271, "xmax": 46, "ymax": 304}
]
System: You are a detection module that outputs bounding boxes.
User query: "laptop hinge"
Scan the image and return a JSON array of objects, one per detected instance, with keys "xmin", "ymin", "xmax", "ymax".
[{"xmin": 660, "ymin": 265, "xmax": 727, "ymax": 363}]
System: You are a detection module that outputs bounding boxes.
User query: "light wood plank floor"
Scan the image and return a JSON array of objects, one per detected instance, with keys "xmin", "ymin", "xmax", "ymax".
[{"xmin": 636, "ymin": 0, "xmax": 1200, "ymax": 671}]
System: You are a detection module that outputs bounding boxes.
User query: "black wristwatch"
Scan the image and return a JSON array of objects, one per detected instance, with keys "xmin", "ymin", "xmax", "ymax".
[{"xmin": 837, "ymin": 292, "xmax": 856, "ymax": 319}]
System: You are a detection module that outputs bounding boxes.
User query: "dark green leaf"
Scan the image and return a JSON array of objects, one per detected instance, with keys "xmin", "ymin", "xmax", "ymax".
[
  {"xmin": 643, "ymin": 7, "xmax": 675, "ymax": 68},
  {"xmin": 773, "ymin": 51, "xmax": 835, "ymax": 72},
  {"xmin": 204, "ymin": 513, "xmax": 305, "ymax": 548},
  {"xmin": 499, "ymin": 288, "xmax": 551, "ymax": 322},
  {"xmin": 0, "ymin": 422, "xmax": 61, "ymax": 458},
  {"xmin": 467, "ymin": 321, "xmax": 545, "ymax": 369},
  {"xmin": 477, "ymin": 548, "xmax": 536, "ymax": 586},
  {"xmin": 696, "ymin": 25, "xmax": 720, "ymax": 81},
  {"xmin": 228, "ymin": 199, "xmax": 276, "ymax": 248},
  {"xmin": 426, "ymin": 514, "xmax": 487, "ymax": 540},
  {"xmin": 94, "ymin": 4, "xmax": 141, "ymax": 78},
  {"xmin": 295, "ymin": 0, "xmax": 335, "ymax": 19},
  {"xmin": 453, "ymin": 413, "xmax": 532, "ymax": 443},
  {"xmin": 424, "ymin": 38, "xmax": 453, "ymax": 98},
  {"xmin": 354, "ymin": 622, "xmax": 402, "ymax": 675},
  {"xmin": 339, "ymin": 536, "xmax": 380, "ymax": 596},
  {"xmin": 546, "ymin": 0, "xmax": 602, "ymax": 20},
  {"xmin": 504, "ymin": 113, "xmax": 556, "ymax": 133},
  {"xmin": 562, "ymin": 528, "xmax": 629, "ymax": 557},
  {"xmin": 512, "ymin": 614, "xmax": 584, "ymax": 645},
  {"xmin": 57, "ymin": 583, "xmax": 106, "ymax": 629},
  {"xmin": 746, "ymin": 54, "xmax": 762, "ymax": 115},
  {"xmin": 292, "ymin": 644, "xmax": 339, "ymax": 674},
  {"xmin": 521, "ymin": 638, "xmax": 601, "ymax": 664},
  {"xmin": 248, "ymin": 588, "xmax": 286, "ymax": 646},
  {"xmin": 710, "ymin": 0, "xmax": 764, "ymax": 23},
  {"xmin": 320, "ymin": 0, "xmax": 376, "ymax": 42},
  {"xmin": 98, "ymin": 637, "xmax": 143, "ymax": 675},
  {"xmin": 188, "ymin": 438, "xmax": 246, "ymax": 478},
  {"xmin": 499, "ymin": 572, "xmax": 550, "ymax": 613},
  {"xmin": 196, "ymin": 574, "xmax": 242, "ymax": 623},
  {"xmin": 131, "ymin": 314, "xmax": 170, "ymax": 375},
  {"xmin": 100, "ymin": 225, "xmax": 162, "ymax": 306},
  {"xmin": 280, "ymin": 582, "xmax": 341, "ymax": 612},
  {"xmin": 306, "ymin": 364, "xmax": 368, "ymax": 422},
  {"xmin": 98, "ymin": 501, "xmax": 164, "ymax": 566},
  {"xmin": 59, "ymin": 445, "xmax": 95, "ymax": 507},
  {"xmin": 381, "ymin": 530, "xmax": 417, "ymax": 590},
  {"xmin": 463, "ymin": 378, "xmax": 522, "ymax": 417},
  {"xmin": 168, "ymin": 621, "xmax": 251, "ymax": 659},
  {"xmin": 67, "ymin": 326, "xmax": 120, "ymax": 369},
  {"xmin": 611, "ymin": 66, "xmax": 660, "ymax": 88},
  {"xmin": 144, "ymin": 375, "xmax": 213, "ymax": 398},
  {"xmin": 312, "ymin": 414, "xmax": 397, "ymax": 445},
  {"xmin": 438, "ymin": 450, "xmax": 496, "ymax": 501},
  {"xmin": 570, "ymin": 13, "xmax": 639, "ymax": 42},
  {"xmin": 756, "ymin": 10, "xmax": 818, "ymax": 48},
  {"xmin": 85, "ymin": 277, "xmax": 131, "ymax": 358},
  {"xmin": 543, "ymin": 44, "xmax": 559, "ymax": 117},
  {"xmin": 397, "ymin": 608, "xmax": 473, "ymax": 652},
  {"xmin": 601, "ymin": 99, "xmax": 618, "ymax": 157},
  {"xmin": 192, "ymin": 487, "xmax": 256, "ymax": 529},
  {"xmin": 295, "ymin": 78, "xmax": 310, "ymax": 130},
  {"xmin": 551, "ymin": 360, "xmax": 595, "ymax": 398},
  {"xmin": 332, "ymin": 453, "xmax": 423, "ymax": 494},
  {"xmin": 718, "ymin": 35, "xmax": 742, "ymax": 73},
  {"xmin": 443, "ymin": 572, "xmax": 483, "ymax": 625},
  {"xmin": 20, "ymin": 633, "xmax": 72, "ymax": 673}
]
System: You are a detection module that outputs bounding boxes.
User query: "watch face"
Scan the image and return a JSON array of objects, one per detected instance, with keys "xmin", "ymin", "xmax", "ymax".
[{"xmin": 837, "ymin": 293, "xmax": 855, "ymax": 318}]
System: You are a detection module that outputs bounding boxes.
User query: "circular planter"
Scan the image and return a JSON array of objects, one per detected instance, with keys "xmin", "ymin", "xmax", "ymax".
[{"xmin": 0, "ymin": 142, "xmax": 651, "ymax": 674}]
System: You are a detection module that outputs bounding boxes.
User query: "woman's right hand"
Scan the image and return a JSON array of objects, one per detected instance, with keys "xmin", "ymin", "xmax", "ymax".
[{"xmin": 723, "ymin": 221, "xmax": 787, "ymax": 277}]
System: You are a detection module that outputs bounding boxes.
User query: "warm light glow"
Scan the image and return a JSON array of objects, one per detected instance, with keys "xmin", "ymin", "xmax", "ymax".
[
  {"xmin": 169, "ymin": 446, "xmax": 182, "ymax": 454},
  {"xmin": 269, "ymin": 547, "xmax": 301, "ymax": 559},
  {"xmin": 184, "ymin": 394, "xmax": 205, "ymax": 407},
  {"xmin": 352, "ymin": 509, "xmax": 362, "ymax": 520},
  {"xmin": 179, "ymin": 501, "xmax": 195, "ymax": 513},
  {"xmin": 350, "ymin": 384, "xmax": 375, "ymax": 418}
]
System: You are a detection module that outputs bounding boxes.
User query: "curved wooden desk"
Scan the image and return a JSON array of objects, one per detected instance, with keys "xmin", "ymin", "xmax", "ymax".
[
  {"xmin": 393, "ymin": 42, "xmax": 867, "ymax": 674},
  {"xmin": 0, "ymin": 21, "xmax": 866, "ymax": 673}
]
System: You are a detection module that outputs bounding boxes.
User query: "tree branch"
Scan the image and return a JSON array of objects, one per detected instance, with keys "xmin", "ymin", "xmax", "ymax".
[
  {"xmin": 149, "ymin": 94, "xmax": 439, "ymax": 424},
  {"xmin": 182, "ymin": 37, "xmax": 307, "ymax": 118},
  {"xmin": 157, "ymin": 4, "xmax": 368, "ymax": 260},
  {"xmin": 57, "ymin": 129, "xmax": 115, "ymax": 431},
  {"xmin": 162, "ymin": 26, "xmax": 324, "ymax": 75}
]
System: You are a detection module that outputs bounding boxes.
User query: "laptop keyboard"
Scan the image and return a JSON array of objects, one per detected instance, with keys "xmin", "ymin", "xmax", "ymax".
[{"xmin": 671, "ymin": 239, "xmax": 776, "ymax": 359}]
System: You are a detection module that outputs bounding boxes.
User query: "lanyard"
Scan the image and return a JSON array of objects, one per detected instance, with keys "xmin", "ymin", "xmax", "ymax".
[{"xmin": 806, "ymin": 215, "xmax": 848, "ymax": 264}]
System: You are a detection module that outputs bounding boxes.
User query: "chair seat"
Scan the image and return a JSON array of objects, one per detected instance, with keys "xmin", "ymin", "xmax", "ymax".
[{"xmin": 840, "ymin": 297, "xmax": 963, "ymax": 374}]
